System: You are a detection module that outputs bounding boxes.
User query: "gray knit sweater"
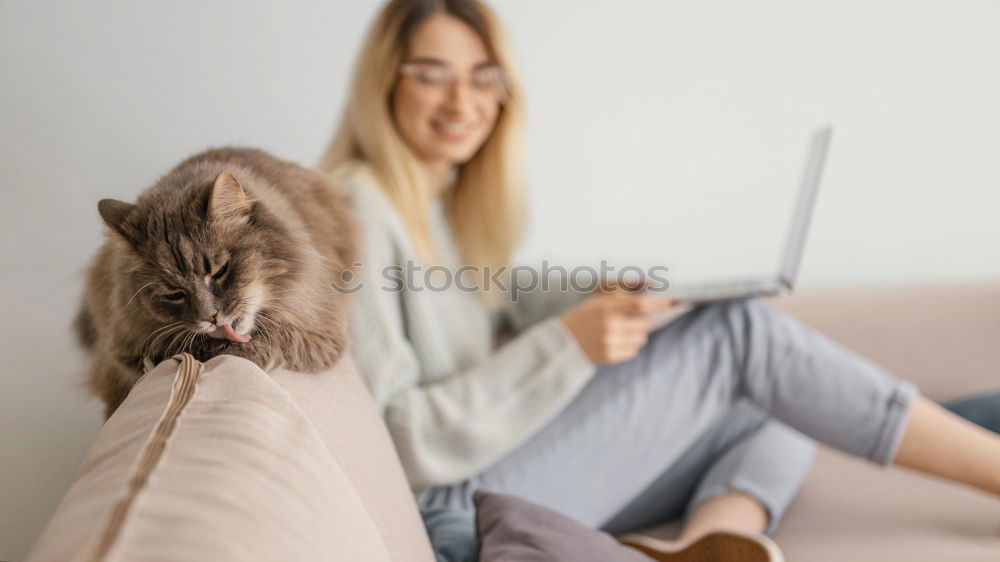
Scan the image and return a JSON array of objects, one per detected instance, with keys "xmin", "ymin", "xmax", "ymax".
[{"xmin": 343, "ymin": 163, "xmax": 596, "ymax": 498}]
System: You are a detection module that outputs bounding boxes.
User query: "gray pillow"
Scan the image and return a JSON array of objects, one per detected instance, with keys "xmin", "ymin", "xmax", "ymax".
[{"xmin": 473, "ymin": 490, "xmax": 652, "ymax": 561}]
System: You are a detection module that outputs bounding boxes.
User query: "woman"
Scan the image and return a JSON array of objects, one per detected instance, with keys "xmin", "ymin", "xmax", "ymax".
[{"xmin": 319, "ymin": 1, "xmax": 1000, "ymax": 559}]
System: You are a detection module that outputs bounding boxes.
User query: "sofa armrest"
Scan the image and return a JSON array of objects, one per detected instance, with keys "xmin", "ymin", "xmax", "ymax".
[
  {"xmin": 27, "ymin": 354, "xmax": 435, "ymax": 562},
  {"xmin": 770, "ymin": 282, "xmax": 1000, "ymax": 402}
]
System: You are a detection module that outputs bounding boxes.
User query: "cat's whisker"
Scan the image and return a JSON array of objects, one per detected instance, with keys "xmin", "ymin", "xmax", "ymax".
[
  {"xmin": 140, "ymin": 322, "xmax": 185, "ymax": 359},
  {"xmin": 181, "ymin": 331, "xmax": 198, "ymax": 356},
  {"xmin": 261, "ymin": 305, "xmax": 314, "ymax": 324},
  {"xmin": 163, "ymin": 327, "xmax": 193, "ymax": 358},
  {"xmin": 256, "ymin": 312, "xmax": 291, "ymax": 342},
  {"xmin": 264, "ymin": 303, "xmax": 315, "ymax": 317},
  {"xmin": 179, "ymin": 330, "xmax": 192, "ymax": 353},
  {"xmin": 141, "ymin": 322, "xmax": 182, "ymax": 347},
  {"xmin": 257, "ymin": 300, "xmax": 315, "ymax": 313},
  {"xmin": 260, "ymin": 286, "xmax": 327, "ymax": 295},
  {"xmin": 256, "ymin": 311, "xmax": 284, "ymax": 334},
  {"xmin": 261, "ymin": 302, "xmax": 312, "ymax": 314},
  {"xmin": 239, "ymin": 305, "xmax": 270, "ymax": 334},
  {"xmin": 183, "ymin": 331, "xmax": 199, "ymax": 356},
  {"xmin": 254, "ymin": 317, "xmax": 275, "ymax": 347},
  {"xmin": 265, "ymin": 320, "xmax": 292, "ymax": 345},
  {"xmin": 125, "ymin": 282, "xmax": 157, "ymax": 308},
  {"xmin": 254, "ymin": 295, "xmax": 329, "ymax": 302},
  {"xmin": 245, "ymin": 298, "xmax": 314, "ymax": 310},
  {"xmin": 158, "ymin": 327, "xmax": 187, "ymax": 352},
  {"xmin": 150, "ymin": 330, "xmax": 178, "ymax": 360},
  {"xmin": 232, "ymin": 305, "xmax": 275, "ymax": 348},
  {"xmin": 229, "ymin": 305, "xmax": 273, "ymax": 343},
  {"xmin": 174, "ymin": 331, "xmax": 190, "ymax": 358},
  {"xmin": 161, "ymin": 330, "xmax": 182, "ymax": 358},
  {"xmin": 260, "ymin": 323, "xmax": 288, "ymax": 349},
  {"xmin": 250, "ymin": 288, "xmax": 326, "ymax": 300}
]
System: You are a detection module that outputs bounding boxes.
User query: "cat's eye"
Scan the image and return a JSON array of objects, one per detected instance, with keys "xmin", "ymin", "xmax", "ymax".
[
  {"xmin": 211, "ymin": 261, "xmax": 229, "ymax": 281},
  {"xmin": 162, "ymin": 291, "xmax": 187, "ymax": 303}
]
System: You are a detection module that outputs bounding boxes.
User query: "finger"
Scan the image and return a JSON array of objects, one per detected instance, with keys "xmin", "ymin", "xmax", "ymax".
[
  {"xmin": 600, "ymin": 293, "xmax": 642, "ymax": 314},
  {"xmin": 624, "ymin": 278, "xmax": 652, "ymax": 292},
  {"xmin": 614, "ymin": 316, "xmax": 651, "ymax": 335},
  {"xmin": 601, "ymin": 298, "xmax": 642, "ymax": 323},
  {"xmin": 636, "ymin": 296, "xmax": 676, "ymax": 312},
  {"xmin": 597, "ymin": 280, "xmax": 627, "ymax": 294},
  {"xmin": 603, "ymin": 327, "xmax": 648, "ymax": 346},
  {"xmin": 605, "ymin": 340, "xmax": 646, "ymax": 363},
  {"xmin": 604, "ymin": 303, "xmax": 649, "ymax": 331},
  {"xmin": 611, "ymin": 279, "xmax": 649, "ymax": 293},
  {"xmin": 605, "ymin": 333, "xmax": 649, "ymax": 350},
  {"xmin": 596, "ymin": 316, "xmax": 647, "ymax": 343}
]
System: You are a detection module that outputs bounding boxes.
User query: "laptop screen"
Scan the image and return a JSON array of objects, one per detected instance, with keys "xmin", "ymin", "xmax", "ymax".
[{"xmin": 779, "ymin": 127, "xmax": 833, "ymax": 287}]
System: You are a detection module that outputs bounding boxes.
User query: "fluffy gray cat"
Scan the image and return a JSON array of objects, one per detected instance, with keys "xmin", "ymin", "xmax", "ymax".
[{"xmin": 76, "ymin": 148, "xmax": 359, "ymax": 417}]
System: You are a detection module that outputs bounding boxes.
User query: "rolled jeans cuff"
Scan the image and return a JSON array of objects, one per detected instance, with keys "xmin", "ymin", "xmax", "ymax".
[{"xmin": 869, "ymin": 380, "xmax": 920, "ymax": 466}]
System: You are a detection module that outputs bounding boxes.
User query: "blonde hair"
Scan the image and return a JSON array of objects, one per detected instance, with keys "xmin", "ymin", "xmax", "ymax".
[{"xmin": 319, "ymin": 0, "xmax": 526, "ymax": 301}]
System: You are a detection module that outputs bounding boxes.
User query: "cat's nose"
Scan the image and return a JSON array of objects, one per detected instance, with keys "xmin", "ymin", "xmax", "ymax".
[{"xmin": 202, "ymin": 311, "xmax": 219, "ymax": 324}]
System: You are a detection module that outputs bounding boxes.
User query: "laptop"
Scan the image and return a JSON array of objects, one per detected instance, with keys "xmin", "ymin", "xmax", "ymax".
[{"xmin": 653, "ymin": 126, "xmax": 832, "ymax": 305}]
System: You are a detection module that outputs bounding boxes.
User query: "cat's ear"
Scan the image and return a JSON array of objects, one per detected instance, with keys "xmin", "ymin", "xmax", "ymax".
[
  {"xmin": 98, "ymin": 199, "xmax": 138, "ymax": 241},
  {"xmin": 209, "ymin": 171, "xmax": 252, "ymax": 224}
]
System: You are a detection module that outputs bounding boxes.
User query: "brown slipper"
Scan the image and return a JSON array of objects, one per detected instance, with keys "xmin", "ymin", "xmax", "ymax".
[{"xmin": 619, "ymin": 530, "xmax": 784, "ymax": 562}]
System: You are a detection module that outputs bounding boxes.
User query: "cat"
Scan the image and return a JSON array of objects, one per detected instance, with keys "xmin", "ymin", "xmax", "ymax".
[{"xmin": 75, "ymin": 147, "xmax": 359, "ymax": 418}]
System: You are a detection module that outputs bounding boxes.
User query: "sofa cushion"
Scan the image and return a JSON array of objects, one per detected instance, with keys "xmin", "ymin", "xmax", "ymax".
[
  {"xmin": 270, "ymin": 356, "xmax": 436, "ymax": 561},
  {"xmin": 27, "ymin": 353, "xmax": 434, "ymax": 561}
]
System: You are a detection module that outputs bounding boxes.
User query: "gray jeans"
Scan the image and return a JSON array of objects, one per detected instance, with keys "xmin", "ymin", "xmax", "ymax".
[{"xmin": 421, "ymin": 298, "xmax": 918, "ymax": 536}]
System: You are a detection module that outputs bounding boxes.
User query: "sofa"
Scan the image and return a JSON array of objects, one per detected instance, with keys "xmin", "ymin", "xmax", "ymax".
[{"xmin": 26, "ymin": 282, "xmax": 1000, "ymax": 561}]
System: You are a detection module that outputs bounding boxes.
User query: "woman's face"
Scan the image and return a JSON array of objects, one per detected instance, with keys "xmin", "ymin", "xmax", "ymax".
[{"xmin": 392, "ymin": 13, "xmax": 503, "ymax": 170}]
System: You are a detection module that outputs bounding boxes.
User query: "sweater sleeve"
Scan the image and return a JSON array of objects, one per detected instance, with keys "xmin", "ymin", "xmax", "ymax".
[
  {"xmin": 495, "ymin": 267, "xmax": 594, "ymax": 334},
  {"xmin": 349, "ymin": 217, "xmax": 597, "ymax": 492}
]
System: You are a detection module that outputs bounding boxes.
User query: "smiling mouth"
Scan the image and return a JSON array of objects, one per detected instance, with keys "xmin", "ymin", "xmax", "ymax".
[{"xmin": 432, "ymin": 120, "xmax": 476, "ymax": 141}]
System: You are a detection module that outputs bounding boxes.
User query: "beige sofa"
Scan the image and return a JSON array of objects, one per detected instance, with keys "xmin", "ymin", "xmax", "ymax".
[
  {"xmin": 26, "ymin": 282, "xmax": 1000, "ymax": 561},
  {"xmin": 762, "ymin": 282, "xmax": 1000, "ymax": 561}
]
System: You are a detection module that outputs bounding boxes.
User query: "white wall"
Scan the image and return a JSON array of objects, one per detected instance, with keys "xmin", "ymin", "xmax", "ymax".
[
  {"xmin": 512, "ymin": 0, "xmax": 1000, "ymax": 285},
  {"xmin": 1, "ymin": 0, "xmax": 997, "ymax": 557}
]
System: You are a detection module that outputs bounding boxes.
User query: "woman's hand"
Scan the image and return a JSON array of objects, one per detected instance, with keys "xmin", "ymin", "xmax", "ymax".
[{"xmin": 560, "ymin": 288, "xmax": 675, "ymax": 365}]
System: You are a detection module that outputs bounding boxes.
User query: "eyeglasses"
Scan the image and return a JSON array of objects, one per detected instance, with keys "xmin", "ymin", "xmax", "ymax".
[{"xmin": 399, "ymin": 61, "xmax": 509, "ymax": 104}]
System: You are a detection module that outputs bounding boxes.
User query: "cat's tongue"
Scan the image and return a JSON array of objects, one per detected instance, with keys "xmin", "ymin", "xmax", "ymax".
[{"xmin": 208, "ymin": 324, "xmax": 252, "ymax": 344}]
